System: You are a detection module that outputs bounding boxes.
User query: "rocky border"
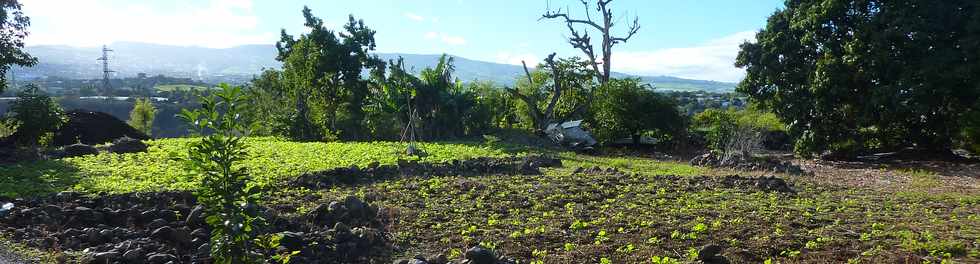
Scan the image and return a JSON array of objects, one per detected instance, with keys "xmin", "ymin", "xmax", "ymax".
[
  {"xmin": 289, "ymin": 155, "xmax": 562, "ymax": 190},
  {"xmin": 0, "ymin": 191, "xmax": 389, "ymax": 264}
]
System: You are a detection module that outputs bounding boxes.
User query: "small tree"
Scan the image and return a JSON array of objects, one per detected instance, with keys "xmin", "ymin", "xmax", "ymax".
[
  {"xmin": 541, "ymin": 0, "xmax": 640, "ymax": 85},
  {"xmin": 506, "ymin": 54, "xmax": 594, "ymax": 133},
  {"xmin": 178, "ymin": 84, "xmax": 263, "ymax": 263},
  {"xmin": 128, "ymin": 98, "xmax": 157, "ymax": 136},
  {"xmin": 8, "ymin": 84, "xmax": 65, "ymax": 147}
]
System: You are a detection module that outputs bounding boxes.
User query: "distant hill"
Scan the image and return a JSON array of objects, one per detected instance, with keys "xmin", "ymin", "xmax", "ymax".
[{"xmin": 17, "ymin": 42, "xmax": 735, "ymax": 92}]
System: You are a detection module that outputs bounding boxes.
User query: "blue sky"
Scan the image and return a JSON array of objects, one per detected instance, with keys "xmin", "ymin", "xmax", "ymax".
[{"xmin": 20, "ymin": 0, "xmax": 785, "ymax": 82}]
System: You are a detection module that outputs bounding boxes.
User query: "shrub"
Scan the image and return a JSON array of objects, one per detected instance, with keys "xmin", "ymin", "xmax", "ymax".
[
  {"xmin": 0, "ymin": 118, "xmax": 17, "ymax": 138},
  {"xmin": 592, "ymin": 78, "xmax": 684, "ymax": 144},
  {"xmin": 7, "ymin": 84, "xmax": 66, "ymax": 147},
  {"xmin": 692, "ymin": 108, "xmax": 785, "ymax": 154},
  {"xmin": 177, "ymin": 83, "xmax": 264, "ymax": 263},
  {"xmin": 959, "ymin": 105, "xmax": 980, "ymax": 155},
  {"xmin": 128, "ymin": 98, "xmax": 158, "ymax": 136}
]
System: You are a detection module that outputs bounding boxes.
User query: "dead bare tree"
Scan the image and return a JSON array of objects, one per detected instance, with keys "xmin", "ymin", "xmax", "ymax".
[
  {"xmin": 541, "ymin": 0, "xmax": 640, "ymax": 84},
  {"xmin": 721, "ymin": 124, "xmax": 764, "ymax": 166},
  {"xmin": 505, "ymin": 53, "xmax": 564, "ymax": 134}
]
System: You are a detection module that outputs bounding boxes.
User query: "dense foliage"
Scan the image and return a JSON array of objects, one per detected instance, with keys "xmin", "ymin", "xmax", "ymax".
[
  {"xmin": 592, "ymin": 78, "xmax": 684, "ymax": 144},
  {"xmin": 510, "ymin": 56, "xmax": 595, "ymax": 131},
  {"xmin": 7, "ymin": 84, "xmax": 65, "ymax": 147},
  {"xmin": 736, "ymin": 0, "xmax": 980, "ymax": 157},
  {"xmin": 691, "ymin": 109, "xmax": 785, "ymax": 152},
  {"xmin": 273, "ymin": 6, "xmax": 384, "ymax": 141},
  {"xmin": 178, "ymin": 84, "xmax": 264, "ymax": 263},
  {"xmin": 128, "ymin": 98, "xmax": 157, "ymax": 136},
  {"xmin": 0, "ymin": 0, "xmax": 36, "ymax": 94}
]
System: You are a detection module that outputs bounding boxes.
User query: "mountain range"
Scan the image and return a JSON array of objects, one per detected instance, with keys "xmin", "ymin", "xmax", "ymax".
[{"xmin": 16, "ymin": 42, "xmax": 735, "ymax": 92}]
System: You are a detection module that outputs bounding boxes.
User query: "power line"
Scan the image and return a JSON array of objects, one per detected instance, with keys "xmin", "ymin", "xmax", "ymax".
[{"xmin": 97, "ymin": 45, "xmax": 114, "ymax": 98}]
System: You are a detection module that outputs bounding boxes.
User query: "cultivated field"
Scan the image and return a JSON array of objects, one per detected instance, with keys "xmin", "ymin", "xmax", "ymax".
[{"xmin": 0, "ymin": 138, "xmax": 977, "ymax": 263}]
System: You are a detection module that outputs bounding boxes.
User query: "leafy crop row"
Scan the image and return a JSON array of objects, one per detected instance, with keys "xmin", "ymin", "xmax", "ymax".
[{"xmin": 0, "ymin": 137, "xmax": 511, "ymax": 196}]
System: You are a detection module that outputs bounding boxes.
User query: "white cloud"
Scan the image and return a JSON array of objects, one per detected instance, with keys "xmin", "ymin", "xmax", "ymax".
[
  {"xmin": 405, "ymin": 12, "xmax": 439, "ymax": 23},
  {"xmin": 404, "ymin": 12, "xmax": 425, "ymax": 22},
  {"xmin": 494, "ymin": 52, "xmax": 539, "ymax": 66},
  {"xmin": 424, "ymin": 32, "xmax": 466, "ymax": 46},
  {"xmin": 612, "ymin": 31, "xmax": 756, "ymax": 82},
  {"xmin": 21, "ymin": 0, "xmax": 271, "ymax": 48}
]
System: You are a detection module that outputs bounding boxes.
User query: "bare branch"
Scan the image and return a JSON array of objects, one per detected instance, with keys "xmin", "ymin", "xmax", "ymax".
[
  {"xmin": 542, "ymin": 53, "xmax": 562, "ymax": 120},
  {"xmin": 541, "ymin": 7, "xmax": 603, "ymax": 30},
  {"xmin": 521, "ymin": 60, "xmax": 534, "ymax": 84},
  {"xmin": 610, "ymin": 16, "xmax": 640, "ymax": 44}
]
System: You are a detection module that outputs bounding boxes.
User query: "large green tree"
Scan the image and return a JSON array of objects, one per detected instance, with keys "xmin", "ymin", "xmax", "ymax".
[
  {"xmin": 276, "ymin": 6, "xmax": 384, "ymax": 140},
  {"xmin": 0, "ymin": 0, "xmax": 36, "ymax": 94},
  {"xmin": 736, "ymin": 0, "xmax": 980, "ymax": 157}
]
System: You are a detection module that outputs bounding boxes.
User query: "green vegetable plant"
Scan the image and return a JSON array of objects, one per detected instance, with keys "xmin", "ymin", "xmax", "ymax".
[{"xmin": 178, "ymin": 83, "xmax": 265, "ymax": 263}]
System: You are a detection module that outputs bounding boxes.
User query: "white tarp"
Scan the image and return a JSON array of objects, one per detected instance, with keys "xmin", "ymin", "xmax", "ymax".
[{"xmin": 545, "ymin": 120, "xmax": 597, "ymax": 150}]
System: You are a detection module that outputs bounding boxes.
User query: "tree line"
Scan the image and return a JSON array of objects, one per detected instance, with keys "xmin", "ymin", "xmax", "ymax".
[{"xmin": 243, "ymin": 5, "xmax": 682, "ymax": 146}]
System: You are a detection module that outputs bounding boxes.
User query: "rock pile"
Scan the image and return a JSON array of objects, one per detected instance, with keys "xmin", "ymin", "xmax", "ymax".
[
  {"xmin": 1, "ymin": 192, "xmax": 206, "ymax": 263},
  {"xmin": 291, "ymin": 155, "xmax": 562, "ymax": 190},
  {"xmin": 690, "ymin": 152, "xmax": 808, "ymax": 175},
  {"xmin": 51, "ymin": 110, "xmax": 150, "ymax": 147},
  {"xmin": 0, "ymin": 192, "xmax": 389, "ymax": 263},
  {"xmin": 705, "ymin": 175, "xmax": 795, "ymax": 193}
]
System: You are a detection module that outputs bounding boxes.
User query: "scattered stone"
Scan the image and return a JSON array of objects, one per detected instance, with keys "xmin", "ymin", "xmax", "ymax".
[
  {"xmin": 147, "ymin": 218, "xmax": 168, "ymax": 230},
  {"xmin": 697, "ymin": 244, "xmax": 723, "ymax": 260},
  {"xmin": 147, "ymin": 253, "xmax": 177, "ymax": 264},
  {"xmin": 123, "ymin": 248, "xmax": 146, "ymax": 262},
  {"xmin": 186, "ymin": 205, "xmax": 204, "ymax": 227},
  {"xmin": 91, "ymin": 250, "xmax": 120, "ymax": 263},
  {"xmin": 465, "ymin": 246, "xmax": 496, "ymax": 264},
  {"xmin": 0, "ymin": 202, "xmax": 14, "ymax": 217},
  {"xmin": 108, "ymin": 136, "xmax": 148, "ymax": 154},
  {"xmin": 63, "ymin": 143, "xmax": 99, "ymax": 158},
  {"xmin": 157, "ymin": 210, "xmax": 178, "ymax": 222},
  {"xmin": 280, "ymin": 231, "xmax": 305, "ymax": 250},
  {"xmin": 428, "ymin": 254, "xmax": 448, "ymax": 264}
]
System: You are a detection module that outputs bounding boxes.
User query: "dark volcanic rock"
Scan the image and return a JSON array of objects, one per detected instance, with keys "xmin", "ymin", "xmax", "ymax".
[
  {"xmin": 147, "ymin": 253, "xmax": 176, "ymax": 264},
  {"xmin": 465, "ymin": 246, "xmax": 496, "ymax": 264},
  {"xmin": 63, "ymin": 143, "xmax": 99, "ymax": 158},
  {"xmin": 280, "ymin": 231, "xmax": 305, "ymax": 251},
  {"xmin": 107, "ymin": 136, "xmax": 148, "ymax": 154},
  {"xmin": 52, "ymin": 110, "xmax": 150, "ymax": 147},
  {"xmin": 185, "ymin": 205, "xmax": 204, "ymax": 227}
]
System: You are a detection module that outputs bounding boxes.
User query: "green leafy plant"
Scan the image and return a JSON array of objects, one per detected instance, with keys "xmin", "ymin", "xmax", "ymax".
[
  {"xmin": 254, "ymin": 233, "xmax": 300, "ymax": 264},
  {"xmin": 0, "ymin": 118, "xmax": 18, "ymax": 138},
  {"xmin": 128, "ymin": 97, "xmax": 158, "ymax": 136},
  {"xmin": 6, "ymin": 84, "xmax": 66, "ymax": 148},
  {"xmin": 178, "ymin": 83, "xmax": 265, "ymax": 263}
]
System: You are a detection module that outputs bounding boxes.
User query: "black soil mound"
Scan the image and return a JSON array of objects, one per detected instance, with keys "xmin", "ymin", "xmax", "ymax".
[{"xmin": 51, "ymin": 110, "xmax": 149, "ymax": 146}]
